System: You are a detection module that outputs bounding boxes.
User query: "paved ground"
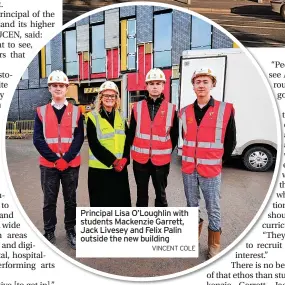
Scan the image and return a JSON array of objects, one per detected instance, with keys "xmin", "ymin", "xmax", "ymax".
[
  {"xmin": 62, "ymin": 0, "xmax": 285, "ymax": 48},
  {"xmin": 191, "ymin": 2, "xmax": 285, "ymax": 47},
  {"xmin": 6, "ymin": 138, "xmax": 274, "ymax": 277}
]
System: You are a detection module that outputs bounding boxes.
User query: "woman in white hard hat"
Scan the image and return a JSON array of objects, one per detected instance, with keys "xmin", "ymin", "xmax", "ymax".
[
  {"xmin": 86, "ymin": 81, "xmax": 131, "ymax": 207},
  {"xmin": 128, "ymin": 68, "xmax": 179, "ymax": 207},
  {"xmin": 33, "ymin": 70, "xmax": 84, "ymax": 249}
]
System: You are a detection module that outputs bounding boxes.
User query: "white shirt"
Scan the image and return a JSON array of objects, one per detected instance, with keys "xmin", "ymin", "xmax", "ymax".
[{"xmin": 51, "ymin": 99, "xmax": 68, "ymax": 110}]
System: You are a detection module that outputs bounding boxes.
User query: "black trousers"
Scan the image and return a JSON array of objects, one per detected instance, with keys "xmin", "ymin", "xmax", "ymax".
[
  {"xmin": 40, "ymin": 165, "xmax": 79, "ymax": 233},
  {"xmin": 88, "ymin": 167, "xmax": 131, "ymax": 207},
  {"xmin": 133, "ymin": 160, "xmax": 170, "ymax": 207}
]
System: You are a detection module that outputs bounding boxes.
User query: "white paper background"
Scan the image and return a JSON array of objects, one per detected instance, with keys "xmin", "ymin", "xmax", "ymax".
[{"xmin": 0, "ymin": 0, "xmax": 284, "ymax": 283}]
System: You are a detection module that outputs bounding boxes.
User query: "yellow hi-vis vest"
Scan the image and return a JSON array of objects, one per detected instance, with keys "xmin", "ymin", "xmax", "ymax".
[{"xmin": 87, "ymin": 110, "xmax": 126, "ymax": 169}]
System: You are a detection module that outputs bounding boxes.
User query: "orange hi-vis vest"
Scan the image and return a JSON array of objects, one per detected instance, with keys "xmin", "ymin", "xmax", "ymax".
[
  {"xmin": 37, "ymin": 103, "xmax": 81, "ymax": 168},
  {"xmin": 180, "ymin": 100, "xmax": 233, "ymax": 178},
  {"xmin": 131, "ymin": 99, "xmax": 176, "ymax": 166}
]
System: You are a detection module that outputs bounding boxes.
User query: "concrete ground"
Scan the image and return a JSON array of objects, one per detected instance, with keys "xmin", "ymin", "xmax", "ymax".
[{"xmin": 6, "ymin": 138, "xmax": 274, "ymax": 277}]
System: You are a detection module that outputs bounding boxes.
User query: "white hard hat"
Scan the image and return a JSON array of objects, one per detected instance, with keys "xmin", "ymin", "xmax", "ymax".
[
  {"xmin": 191, "ymin": 67, "xmax": 217, "ymax": 86},
  {"xmin": 145, "ymin": 68, "xmax": 166, "ymax": 83},
  {"xmin": 48, "ymin": 70, "xmax": 69, "ymax": 85},
  {"xmin": 99, "ymin": 81, "xmax": 119, "ymax": 94}
]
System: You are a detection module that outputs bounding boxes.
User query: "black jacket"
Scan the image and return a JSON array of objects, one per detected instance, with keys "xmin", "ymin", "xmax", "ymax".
[{"xmin": 128, "ymin": 94, "xmax": 179, "ymax": 152}]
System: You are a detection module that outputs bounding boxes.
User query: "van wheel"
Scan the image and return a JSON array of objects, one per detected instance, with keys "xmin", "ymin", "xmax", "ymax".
[
  {"xmin": 242, "ymin": 146, "xmax": 274, "ymax": 172},
  {"xmin": 282, "ymin": 5, "xmax": 285, "ymax": 21}
]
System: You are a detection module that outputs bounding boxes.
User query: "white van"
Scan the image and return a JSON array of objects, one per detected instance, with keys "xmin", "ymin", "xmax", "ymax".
[{"xmin": 177, "ymin": 48, "xmax": 277, "ymax": 172}]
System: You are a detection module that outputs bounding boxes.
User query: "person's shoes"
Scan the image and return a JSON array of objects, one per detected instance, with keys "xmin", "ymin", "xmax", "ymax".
[
  {"xmin": 207, "ymin": 228, "xmax": 221, "ymax": 259},
  {"xmin": 66, "ymin": 229, "xmax": 76, "ymax": 250},
  {"xmin": 44, "ymin": 231, "xmax": 55, "ymax": 244}
]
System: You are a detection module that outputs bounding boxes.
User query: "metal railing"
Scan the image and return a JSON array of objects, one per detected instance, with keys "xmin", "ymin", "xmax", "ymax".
[{"xmin": 6, "ymin": 120, "xmax": 35, "ymax": 139}]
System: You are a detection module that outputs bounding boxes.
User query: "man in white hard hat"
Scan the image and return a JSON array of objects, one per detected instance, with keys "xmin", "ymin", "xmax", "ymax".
[
  {"xmin": 33, "ymin": 70, "xmax": 84, "ymax": 249},
  {"xmin": 179, "ymin": 67, "xmax": 236, "ymax": 259},
  {"xmin": 129, "ymin": 68, "xmax": 179, "ymax": 207}
]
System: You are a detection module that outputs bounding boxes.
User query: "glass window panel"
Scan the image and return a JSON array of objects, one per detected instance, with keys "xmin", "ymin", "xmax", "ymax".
[
  {"xmin": 171, "ymin": 79, "xmax": 179, "ymax": 109},
  {"xmin": 65, "ymin": 30, "xmax": 77, "ymax": 62},
  {"xmin": 21, "ymin": 68, "xmax": 29, "ymax": 80},
  {"xmin": 66, "ymin": 61, "xmax": 78, "ymax": 76},
  {"xmin": 128, "ymin": 55, "xmax": 136, "ymax": 70},
  {"xmin": 154, "ymin": 50, "xmax": 171, "ymax": 68},
  {"xmin": 92, "ymin": 58, "xmax": 106, "ymax": 73},
  {"xmin": 92, "ymin": 25, "xmax": 105, "ymax": 58},
  {"xmin": 91, "ymin": 24, "xmax": 106, "ymax": 73},
  {"xmin": 46, "ymin": 64, "xmax": 52, "ymax": 76},
  {"xmin": 46, "ymin": 42, "xmax": 51, "ymax": 65},
  {"xmin": 191, "ymin": 16, "xmax": 212, "ymax": 49},
  {"xmin": 128, "ymin": 19, "xmax": 136, "ymax": 36},
  {"xmin": 129, "ymin": 91, "xmax": 147, "ymax": 103},
  {"xmin": 154, "ymin": 13, "xmax": 172, "ymax": 52},
  {"xmin": 128, "ymin": 38, "xmax": 136, "ymax": 54}
]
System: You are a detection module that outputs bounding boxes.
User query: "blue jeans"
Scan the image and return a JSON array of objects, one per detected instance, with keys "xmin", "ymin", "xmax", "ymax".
[{"xmin": 182, "ymin": 170, "xmax": 221, "ymax": 231}]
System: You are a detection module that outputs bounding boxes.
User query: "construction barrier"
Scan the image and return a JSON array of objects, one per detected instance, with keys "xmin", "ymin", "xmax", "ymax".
[{"xmin": 6, "ymin": 120, "xmax": 35, "ymax": 139}]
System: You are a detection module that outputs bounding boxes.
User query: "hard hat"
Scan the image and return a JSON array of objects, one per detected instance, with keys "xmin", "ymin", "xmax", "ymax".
[
  {"xmin": 145, "ymin": 68, "xmax": 166, "ymax": 83},
  {"xmin": 191, "ymin": 67, "xmax": 217, "ymax": 86},
  {"xmin": 99, "ymin": 81, "xmax": 119, "ymax": 94},
  {"xmin": 48, "ymin": 70, "xmax": 69, "ymax": 85}
]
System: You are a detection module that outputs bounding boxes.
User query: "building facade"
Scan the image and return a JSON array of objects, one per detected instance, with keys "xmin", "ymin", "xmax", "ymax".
[{"xmin": 9, "ymin": 5, "xmax": 233, "ymax": 121}]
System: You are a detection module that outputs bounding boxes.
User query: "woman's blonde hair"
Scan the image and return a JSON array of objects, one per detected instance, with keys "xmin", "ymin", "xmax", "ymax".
[{"xmin": 94, "ymin": 91, "xmax": 121, "ymax": 113}]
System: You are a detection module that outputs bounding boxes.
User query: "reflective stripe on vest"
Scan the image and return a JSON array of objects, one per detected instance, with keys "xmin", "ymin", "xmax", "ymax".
[
  {"xmin": 45, "ymin": 137, "xmax": 73, "ymax": 144},
  {"xmin": 182, "ymin": 156, "xmax": 194, "ymax": 163},
  {"xmin": 183, "ymin": 140, "xmax": 196, "ymax": 147},
  {"xmin": 131, "ymin": 146, "xmax": 172, "ymax": 155},
  {"xmin": 197, "ymin": 158, "xmax": 222, "ymax": 165},
  {"xmin": 131, "ymin": 146, "xmax": 150, "ymax": 154},
  {"xmin": 182, "ymin": 156, "xmax": 221, "ymax": 165}
]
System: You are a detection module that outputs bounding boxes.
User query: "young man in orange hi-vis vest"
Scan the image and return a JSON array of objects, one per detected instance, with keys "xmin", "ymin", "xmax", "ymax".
[
  {"xmin": 33, "ymin": 70, "xmax": 84, "ymax": 249},
  {"xmin": 128, "ymin": 68, "xmax": 179, "ymax": 207},
  {"xmin": 180, "ymin": 67, "xmax": 236, "ymax": 259}
]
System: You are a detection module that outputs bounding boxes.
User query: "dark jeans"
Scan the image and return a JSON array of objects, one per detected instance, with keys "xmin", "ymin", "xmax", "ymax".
[
  {"xmin": 40, "ymin": 165, "xmax": 79, "ymax": 233},
  {"xmin": 133, "ymin": 160, "xmax": 170, "ymax": 207}
]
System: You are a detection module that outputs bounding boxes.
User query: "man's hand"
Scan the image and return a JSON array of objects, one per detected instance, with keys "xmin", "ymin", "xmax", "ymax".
[{"xmin": 55, "ymin": 158, "xmax": 69, "ymax": 171}]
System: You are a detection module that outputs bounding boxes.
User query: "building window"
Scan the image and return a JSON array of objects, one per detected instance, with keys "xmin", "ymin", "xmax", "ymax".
[
  {"xmin": 21, "ymin": 68, "xmax": 28, "ymax": 80},
  {"xmin": 171, "ymin": 79, "xmax": 179, "ymax": 109},
  {"xmin": 45, "ymin": 42, "xmax": 52, "ymax": 76},
  {"xmin": 191, "ymin": 16, "xmax": 212, "ymax": 49},
  {"xmin": 91, "ymin": 24, "xmax": 106, "ymax": 73},
  {"xmin": 128, "ymin": 90, "xmax": 147, "ymax": 118},
  {"xmin": 127, "ymin": 19, "xmax": 136, "ymax": 70},
  {"xmin": 154, "ymin": 12, "xmax": 172, "ymax": 68},
  {"xmin": 129, "ymin": 90, "xmax": 147, "ymax": 104},
  {"xmin": 40, "ymin": 42, "xmax": 51, "ymax": 78},
  {"xmin": 64, "ymin": 29, "xmax": 78, "ymax": 76}
]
